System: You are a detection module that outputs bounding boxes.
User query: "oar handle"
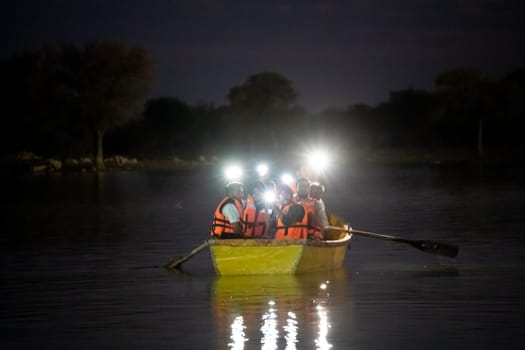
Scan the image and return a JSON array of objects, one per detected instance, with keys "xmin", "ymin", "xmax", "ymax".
[{"xmin": 350, "ymin": 229, "xmax": 405, "ymax": 242}]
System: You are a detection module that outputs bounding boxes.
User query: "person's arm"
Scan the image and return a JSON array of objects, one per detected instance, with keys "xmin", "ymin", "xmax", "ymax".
[
  {"xmin": 264, "ymin": 206, "xmax": 277, "ymax": 238},
  {"xmin": 315, "ymin": 200, "xmax": 329, "ymax": 228},
  {"xmin": 262, "ymin": 206, "xmax": 271, "ymax": 237},
  {"xmin": 271, "ymin": 203, "xmax": 284, "ymax": 222},
  {"xmin": 221, "ymin": 203, "xmax": 244, "ymax": 236},
  {"xmin": 231, "ymin": 222, "xmax": 244, "ymax": 235}
]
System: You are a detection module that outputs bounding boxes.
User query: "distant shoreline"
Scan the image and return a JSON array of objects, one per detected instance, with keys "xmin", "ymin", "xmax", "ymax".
[{"xmin": 2, "ymin": 148, "xmax": 524, "ymax": 174}]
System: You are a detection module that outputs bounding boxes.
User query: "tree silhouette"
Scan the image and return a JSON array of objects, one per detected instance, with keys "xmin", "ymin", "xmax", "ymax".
[
  {"xmin": 1, "ymin": 42, "xmax": 153, "ymax": 169},
  {"xmin": 69, "ymin": 42, "xmax": 153, "ymax": 170},
  {"xmin": 142, "ymin": 97, "xmax": 195, "ymax": 156},
  {"xmin": 224, "ymin": 72, "xmax": 303, "ymax": 154},
  {"xmin": 434, "ymin": 68, "xmax": 487, "ymax": 152}
]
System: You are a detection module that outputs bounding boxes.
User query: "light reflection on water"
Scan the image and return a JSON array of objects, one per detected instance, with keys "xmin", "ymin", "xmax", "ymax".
[
  {"xmin": 260, "ymin": 301, "xmax": 278, "ymax": 350},
  {"xmin": 229, "ymin": 316, "xmax": 247, "ymax": 350},
  {"xmin": 212, "ymin": 271, "xmax": 348, "ymax": 349},
  {"xmin": 315, "ymin": 305, "xmax": 331, "ymax": 349},
  {"xmin": 283, "ymin": 311, "xmax": 298, "ymax": 350}
]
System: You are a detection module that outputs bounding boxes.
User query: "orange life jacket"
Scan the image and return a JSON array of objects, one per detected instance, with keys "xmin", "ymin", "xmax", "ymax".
[
  {"xmin": 211, "ymin": 197, "xmax": 244, "ymax": 237},
  {"xmin": 296, "ymin": 197, "xmax": 323, "ymax": 239},
  {"xmin": 274, "ymin": 203, "xmax": 308, "ymax": 240},
  {"xmin": 243, "ymin": 195, "xmax": 268, "ymax": 238}
]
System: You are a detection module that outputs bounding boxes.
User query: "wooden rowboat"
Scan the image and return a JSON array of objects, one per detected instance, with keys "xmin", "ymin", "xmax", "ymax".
[
  {"xmin": 208, "ymin": 230, "xmax": 352, "ymax": 276},
  {"xmin": 165, "ymin": 222, "xmax": 458, "ymax": 273}
]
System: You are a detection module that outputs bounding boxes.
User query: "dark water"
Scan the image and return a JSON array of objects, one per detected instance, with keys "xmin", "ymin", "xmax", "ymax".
[{"xmin": 2, "ymin": 164, "xmax": 525, "ymax": 349}]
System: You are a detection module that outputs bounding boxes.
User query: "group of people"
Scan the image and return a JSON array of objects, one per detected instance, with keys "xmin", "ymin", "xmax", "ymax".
[{"xmin": 210, "ymin": 172, "xmax": 331, "ymax": 240}]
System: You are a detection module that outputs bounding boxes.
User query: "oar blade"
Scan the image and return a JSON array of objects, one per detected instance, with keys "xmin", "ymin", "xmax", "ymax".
[
  {"xmin": 164, "ymin": 241, "xmax": 209, "ymax": 270},
  {"xmin": 164, "ymin": 256, "xmax": 184, "ymax": 269},
  {"xmin": 413, "ymin": 240, "xmax": 459, "ymax": 258}
]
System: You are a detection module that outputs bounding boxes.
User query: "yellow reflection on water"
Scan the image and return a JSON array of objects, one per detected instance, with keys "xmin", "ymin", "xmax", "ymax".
[{"xmin": 212, "ymin": 270, "xmax": 349, "ymax": 349}]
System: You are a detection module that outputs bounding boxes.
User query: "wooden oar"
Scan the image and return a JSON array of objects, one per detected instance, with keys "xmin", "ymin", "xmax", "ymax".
[
  {"xmin": 164, "ymin": 241, "xmax": 209, "ymax": 270},
  {"xmin": 325, "ymin": 226, "xmax": 459, "ymax": 258}
]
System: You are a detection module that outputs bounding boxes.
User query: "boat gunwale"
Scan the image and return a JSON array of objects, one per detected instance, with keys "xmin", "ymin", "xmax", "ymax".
[{"xmin": 207, "ymin": 233, "xmax": 352, "ymax": 248}]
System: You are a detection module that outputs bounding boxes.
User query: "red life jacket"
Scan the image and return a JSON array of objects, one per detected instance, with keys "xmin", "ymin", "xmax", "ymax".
[
  {"xmin": 243, "ymin": 195, "xmax": 268, "ymax": 238},
  {"xmin": 211, "ymin": 197, "xmax": 244, "ymax": 237},
  {"xmin": 274, "ymin": 203, "xmax": 308, "ymax": 240},
  {"xmin": 296, "ymin": 197, "xmax": 323, "ymax": 239}
]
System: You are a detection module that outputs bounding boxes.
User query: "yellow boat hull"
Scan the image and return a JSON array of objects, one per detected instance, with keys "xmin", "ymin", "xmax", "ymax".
[{"xmin": 208, "ymin": 233, "xmax": 352, "ymax": 275}]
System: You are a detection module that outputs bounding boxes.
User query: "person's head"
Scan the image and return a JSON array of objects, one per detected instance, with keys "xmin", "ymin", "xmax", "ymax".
[
  {"xmin": 277, "ymin": 184, "xmax": 293, "ymax": 206},
  {"xmin": 225, "ymin": 181, "xmax": 244, "ymax": 201},
  {"xmin": 250, "ymin": 180, "xmax": 266, "ymax": 203},
  {"xmin": 296, "ymin": 163, "xmax": 316, "ymax": 182},
  {"xmin": 296, "ymin": 177, "xmax": 310, "ymax": 198},
  {"xmin": 310, "ymin": 182, "xmax": 325, "ymax": 200}
]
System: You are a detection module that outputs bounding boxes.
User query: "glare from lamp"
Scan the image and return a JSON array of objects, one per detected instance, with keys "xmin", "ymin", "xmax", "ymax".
[
  {"xmin": 256, "ymin": 163, "xmax": 269, "ymax": 177},
  {"xmin": 307, "ymin": 150, "xmax": 330, "ymax": 172},
  {"xmin": 264, "ymin": 191, "xmax": 276, "ymax": 203},
  {"xmin": 224, "ymin": 164, "xmax": 243, "ymax": 181},
  {"xmin": 281, "ymin": 173, "xmax": 294, "ymax": 186}
]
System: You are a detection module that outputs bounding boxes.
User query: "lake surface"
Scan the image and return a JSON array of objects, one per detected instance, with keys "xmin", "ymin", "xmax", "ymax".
[{"xmin": 2, "ymin": 163, "xmax": 525, "ymax": 349}]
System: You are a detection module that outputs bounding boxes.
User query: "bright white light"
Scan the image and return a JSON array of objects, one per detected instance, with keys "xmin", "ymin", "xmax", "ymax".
[
  {"xmin": 229, "ymin": 315, "xmax": 248, "ymax": 350},
  {"xmin": 264, "ymin": 191, "xmax": 276, "ymax": 203},
  {"xmin": 315, "ymin": 305, "xmax": 332, "ymax": 349},
  {"xmin": 284, "ymin": 311, "xmax": 298, "ymax": 349},
  {"xmin": 281, "ymin": 173, "xmax": 294, "ymax": 185},
  {"xmin": 308, "ymin": 150, "xmax": 330, "ymax": 172},
  {"xmin": 261, "ymin": 300, "xmax": 278, "ymax": 350},
  {"xmin": 256, "ymin": 163, "xmax": 269, "ymax": 177},
  {"xmin": 225, "ymin": 164, "xmax": 243, "ymax": 181}
]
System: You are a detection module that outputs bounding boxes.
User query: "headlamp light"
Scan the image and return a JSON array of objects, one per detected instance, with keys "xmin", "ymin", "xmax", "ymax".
[
  {"xmin": 256, "ymin": 163, "xmax": 269, "ymax": 177},
  {"xmin": 224, "ymin": 164, "xmax": 243, "ymax": 181},
  {"xmin": 263, "ymin": 191, "xmax": 276, "ymax": 203}
]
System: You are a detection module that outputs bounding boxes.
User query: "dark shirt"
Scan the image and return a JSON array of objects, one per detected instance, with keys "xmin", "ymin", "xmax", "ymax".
[
  {"xmin": 280, "ymin": 203, "xmax": 305, "ymax": 226},
  {"xmin": 267, "ymin": 202, "xmax": 305, "ymax": 237}
]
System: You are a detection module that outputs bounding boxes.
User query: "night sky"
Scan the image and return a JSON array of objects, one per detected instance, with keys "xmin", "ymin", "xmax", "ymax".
[{"xmin": 2, "ymin": 0, "xmax": 525, "ymax": 112}]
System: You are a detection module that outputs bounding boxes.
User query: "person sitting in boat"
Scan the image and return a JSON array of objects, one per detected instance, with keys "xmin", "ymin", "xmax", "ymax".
[
  {"xmin": 210, "ymin": 181, "xmax": 245, "ymax": 239},
  {"xmin": 310, "ymin": 181, "xmax": 329, "ymax": 229},
  {"xmin": 294, "ymin": 178, "xmax": 323, "ymax": 240},
  {"xmin": 272, "ymin": 184, "xmax": 309, "ymax": 240},
  {"xmin": 243, "ymin": 180, "xmax": 271, "ymax": 238}
]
